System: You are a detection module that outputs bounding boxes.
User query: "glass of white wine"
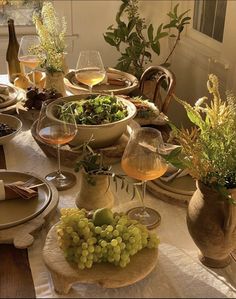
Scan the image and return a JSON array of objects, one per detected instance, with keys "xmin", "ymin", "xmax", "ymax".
[
  {"xmin": 121, "ymin": 127, "xmax": 168, "ymax": 229},
  {"xmin": 36, "ymin": 100, "xmax": 78, "ymax": 191},
  {"xmin": 75, "ymin": 50, "xmax": 106, "ymax": 93},
  {"xmin": 18, "ymin": 35, "xmax": 41, "ymax": 85}
]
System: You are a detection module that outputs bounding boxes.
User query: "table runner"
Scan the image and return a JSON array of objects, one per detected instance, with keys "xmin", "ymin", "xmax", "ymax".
[
  {"xmin": 3, "ymin": 124, "xmax": 236, "ymax": 298},
  {"xmin": 0, "ymin": 144, "xmax": 36, "ymax": 298}
]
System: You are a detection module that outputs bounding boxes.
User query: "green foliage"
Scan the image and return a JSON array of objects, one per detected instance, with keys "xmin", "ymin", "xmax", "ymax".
[
  {"xmin": 74, "ymin": 138, "xmax": 138, "ymax": 199},
  {"xmin": 165, "ymin": 74, "xmax": 236, "ymax": 196},
  {"xmin": 103, "ymin": 1, "xmax": 191, "ymax": 78},
  {"xmin": 59, "ymin": 95, "xmax": 128, "ymax": 125}
]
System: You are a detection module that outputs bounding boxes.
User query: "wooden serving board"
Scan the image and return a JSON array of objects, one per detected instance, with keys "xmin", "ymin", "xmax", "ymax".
[
  {"xmin": 31, "ymin": 119, "xmax": 140, "ymax": 167},
  {"xmin": 0, "ymin": 170, "xmax": 59, "ymax": 248},
  {"xmin": 43, "ymin": 224, "xmax": 158, "ymax": 294}
]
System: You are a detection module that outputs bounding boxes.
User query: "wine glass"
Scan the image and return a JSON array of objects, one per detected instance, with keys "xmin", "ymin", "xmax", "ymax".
[
  {"xmin": 75, "ymin": 50, "xmax": 106, "ymax": 93},
  {"xmin": 121, "ymin": 127, "xmax": 168, "ymax": 229},
  {"xmin": 18, "ymin": 35, "xmax": 41, "ymax": 85},
  {"xmin": 36, "ymin": 99, "xmax": 78, "ymax": 191}
]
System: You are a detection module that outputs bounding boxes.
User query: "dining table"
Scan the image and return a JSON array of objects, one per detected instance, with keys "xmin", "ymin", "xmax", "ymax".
[{"xmin": 0, "ymin": 74, "xmax": 236, "ymax": 298}]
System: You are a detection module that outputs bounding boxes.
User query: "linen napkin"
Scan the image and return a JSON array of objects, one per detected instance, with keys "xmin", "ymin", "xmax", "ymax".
[
  {"xmin": 0, "ymin": 180, "xmax": 38, "ymax": 201},
  {"xmin": 107, "ymin": 73, "xmax": 128, "ymax": 86}
]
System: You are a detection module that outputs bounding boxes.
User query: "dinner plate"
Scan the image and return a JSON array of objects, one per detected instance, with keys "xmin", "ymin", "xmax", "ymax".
[
  {"xmin": 0, "ymin": 84, "xmax": 19, "ymax": 109},
  {"xmin": 0, "ymin": 103, "xmax": 19, "ymax": 114},
  {"xmin": 0, "ymin": 170, "xmax": 52, "ymax": 230},
  {"xmin": 147, "ymin": 174, "xmax": 196, "ymax": 207},
  {"xmin": 64, "ymin": 68, "xmax": 139, "ymax": 95},
  {"xmin": 152, "ymin": 174, "xmax": 196, "ymax": 196}
]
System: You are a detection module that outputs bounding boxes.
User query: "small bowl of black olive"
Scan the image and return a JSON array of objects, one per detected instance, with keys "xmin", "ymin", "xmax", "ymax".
[{"xmin": 0, "ymin": 114, "xmax": 22, "ymax": 144}]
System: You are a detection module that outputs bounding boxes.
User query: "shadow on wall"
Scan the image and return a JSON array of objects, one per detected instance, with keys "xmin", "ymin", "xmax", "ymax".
[{"xmin": 168, "ymin": 42, "xmax": 230, "ymax": 129}]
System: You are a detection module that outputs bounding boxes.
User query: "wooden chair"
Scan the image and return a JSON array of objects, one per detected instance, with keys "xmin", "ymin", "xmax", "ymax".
[{"xmin": 139, "ymin": 65, "xmax": 176, "ymax": 114}]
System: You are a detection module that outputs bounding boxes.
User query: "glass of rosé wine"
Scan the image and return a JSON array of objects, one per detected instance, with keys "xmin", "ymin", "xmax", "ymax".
[
  {"xmin": 121, "ymin": 127, "xmax": 168, "ymax": 229},
  {"xmin": 18, "ymin": 35, "xmax": 41, "ymax": 85},
  {"xmin": 36, "ymin": 99, "xmax": 78, "ymax": 191}
]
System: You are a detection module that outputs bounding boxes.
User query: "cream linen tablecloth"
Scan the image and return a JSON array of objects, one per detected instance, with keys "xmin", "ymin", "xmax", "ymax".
[{"xmin": 2, "ymin": 115, "xmax": 236, "ymax": 298}]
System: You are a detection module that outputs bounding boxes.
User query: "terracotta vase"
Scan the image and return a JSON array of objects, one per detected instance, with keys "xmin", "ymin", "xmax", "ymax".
[
  {"xmin": 75, "ymin": 171, "xmax": 114, "ymax": 211},
  {"xmin": 187, "ymin": 180, "xmax": 236, "ymax": 268},
  {"xmin": 44, "ymin": 71, "xmax": 66, "ymax": 96}
]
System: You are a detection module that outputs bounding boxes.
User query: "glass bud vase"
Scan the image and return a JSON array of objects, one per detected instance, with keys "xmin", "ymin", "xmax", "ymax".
[{"xmin": 45, "ymin": 71, "xmax": 66, "ymax": 96}]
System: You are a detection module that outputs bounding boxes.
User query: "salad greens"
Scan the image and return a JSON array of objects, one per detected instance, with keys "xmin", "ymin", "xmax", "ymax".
[
  {"xmin": 58, "ymin": 95, "xmax": 128, "ymax": 125},
  {"xmin": 129, "ymin": 96, "xmax": 159, "ymax": 119}
]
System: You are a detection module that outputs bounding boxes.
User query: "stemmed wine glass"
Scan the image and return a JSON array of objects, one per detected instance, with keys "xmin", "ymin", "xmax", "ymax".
[
  {"xmin": 18, "ymin": 35, "xmax": 41, "ymax": 85},
  {"xmin": 36, "ymin": 100, "xmax": 78, "ymax": 191},
  {"xmin": 75, "ymin": 50, "xmax": 106, "ymax": 93},
  {"xmin": 121, "ymin": 127, "xmax": 168, "ymax": 229}
]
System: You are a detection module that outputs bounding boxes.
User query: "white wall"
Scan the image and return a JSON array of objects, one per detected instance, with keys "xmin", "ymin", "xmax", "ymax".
[
  {"xmin": 168, "ymin": 0, "xmax": 236, "ymax": 128},
  {"xmin": 0, "ymin": 1, "xmax": 171, "ymax": 73},
  {"xmin": 70, "ymin": 0, "xmax": 171, "ymax": 70}
]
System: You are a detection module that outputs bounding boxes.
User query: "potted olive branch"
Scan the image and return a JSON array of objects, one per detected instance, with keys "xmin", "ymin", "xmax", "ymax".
[
  {"xmin": 104, "ymin": 0, "xmax": 191, "ymax": 78},
  {"xmin": 74, "ymin": 137, "xmax": 144, "ymax": 210}
]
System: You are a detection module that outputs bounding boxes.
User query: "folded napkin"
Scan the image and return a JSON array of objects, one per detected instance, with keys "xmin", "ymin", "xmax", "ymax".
[
  {"xmin": 0, "ymin": 180, "xmax": 38, "ymax": 201},
  {"xmin": 107, "ymin": 73, "xmax": 128, "ymax": 86},
  {"xmin": 160, "ymin": 168, "xmax": 189, "ymax": 183}
]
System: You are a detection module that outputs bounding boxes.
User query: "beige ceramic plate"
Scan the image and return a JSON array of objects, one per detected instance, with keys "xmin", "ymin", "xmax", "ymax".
[
  {"xmin": 151, "ymin": 174, "xmax": 196, "ymax": 196},
  {"xmin": 0, "ymin": 170, "xmax": 52, "ymax": 230},
  {"xmin": 64, "ymin": 68, "xmax": 139, "ymax": 95},
  {"xmin": 0, "ymin": 84, "xmax": 19, "ymax": 109}
]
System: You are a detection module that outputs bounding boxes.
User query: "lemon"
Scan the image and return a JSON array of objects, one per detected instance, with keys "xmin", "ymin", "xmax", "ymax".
[{"xmin": 93, "ymin": 208, "xmax": 114, "ymax": 226}]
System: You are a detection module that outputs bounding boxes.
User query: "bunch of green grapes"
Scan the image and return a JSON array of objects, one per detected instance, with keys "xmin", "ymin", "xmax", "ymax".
[{"xmin": 56, "ymin": 208, "xmax": 159, "ymax": 270}]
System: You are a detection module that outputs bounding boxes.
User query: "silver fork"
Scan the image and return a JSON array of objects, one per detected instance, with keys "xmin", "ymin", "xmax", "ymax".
[{"xmin": 18, "ymin": 177, "xmax": 45, "ymax": 189}]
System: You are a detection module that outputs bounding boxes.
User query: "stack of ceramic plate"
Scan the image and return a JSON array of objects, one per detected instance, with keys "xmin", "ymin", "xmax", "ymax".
[
  {"xmin": 0, "ymin": 170, "xmax": 52, "ymax": 230},
  {"xmin": 0, "ymin": 170, "xmax": 59, "ymax": 248},
  {"xmin": 147, "ymin": 171, "xmax": 196, "ymax": 207},
  {"xmin": 0, "ymin": 84, "xmax": 20, "ymax": 114}
]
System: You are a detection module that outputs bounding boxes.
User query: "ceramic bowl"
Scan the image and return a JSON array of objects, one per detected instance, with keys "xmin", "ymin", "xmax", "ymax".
[
  {"xmin": 0, "ymin": 114, "xmax": 22, "ymax": 144},
  {"xmin": 46, "ymin": 94, "xmax": 137, "ymax": 148}
]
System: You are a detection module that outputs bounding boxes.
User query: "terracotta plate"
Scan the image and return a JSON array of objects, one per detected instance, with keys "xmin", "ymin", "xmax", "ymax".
[{"xmin": 0, "ymin": 170, "xmax": 52, "ymax": 230}]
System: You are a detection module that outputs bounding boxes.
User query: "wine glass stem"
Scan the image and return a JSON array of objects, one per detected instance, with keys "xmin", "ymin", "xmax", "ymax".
[
  {"xmin": 57, "ymin": 144, "xmax": 62, "ymax": 176},
  {"xmin": 141, "ymin": 180, "xmax": 147, "ymax": 213},
  {"xmin": 32, "ymin": 69, "xmax": 36, "ymax": 86},
  {"xmin": 89, "ymin": 85, "xmax": 92, "ymax": 93}
]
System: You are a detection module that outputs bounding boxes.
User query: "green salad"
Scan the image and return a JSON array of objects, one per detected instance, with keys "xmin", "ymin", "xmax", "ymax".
[{"xmin": 58, "ymin": 95, "xmax": 128, "ymax": 125}]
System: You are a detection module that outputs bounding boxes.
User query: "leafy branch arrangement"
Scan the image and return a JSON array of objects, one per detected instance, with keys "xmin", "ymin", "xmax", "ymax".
[
  {"xmin": 104, "ymin": 0, "xmax": 191, "ymax": 78},
  {"xmin": 74, "ymin": 137, "xmax": 144, "ymax": 200},
  {"xmin": 165, "ymin": 74, "xmax": 236, "ymax": 201}
]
